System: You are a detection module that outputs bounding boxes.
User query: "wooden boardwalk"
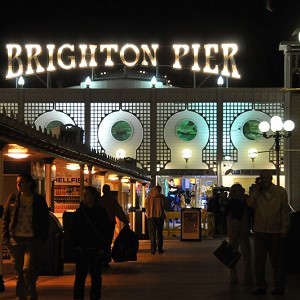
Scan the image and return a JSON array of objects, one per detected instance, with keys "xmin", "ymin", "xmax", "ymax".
[{"xmin": 2, "ymin": 237, "xmax": 300, "ymax": 299}]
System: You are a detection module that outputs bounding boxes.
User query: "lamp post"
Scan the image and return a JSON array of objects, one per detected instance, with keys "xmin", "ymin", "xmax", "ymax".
[
  {"xmin": 217, "ymin": 75, "xmax": 224, "ymax": 87},
  {"xmin": 151, "ymin": 76, "xmax": 157, "ymax": 88},
  {"xmin": 85, "ymin": 76, "xmax": 91, "ymax": 88},
  {"xmin": 248, "ymin": 148, "xmax": 258, "ymax": 162},
  {"xmin": 182, "ymin": 148, "xmax": 192, "ymax": 167},
  {"xmin": 18, "ymin": 76, "xmax": 25, "ymax": 88},
  {"xmin": 259, "ymin": 116, "xmax": 295, "ymax": 186}
]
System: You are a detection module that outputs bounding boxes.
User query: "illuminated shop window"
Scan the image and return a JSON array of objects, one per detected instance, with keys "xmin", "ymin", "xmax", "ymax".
[
  {"xmin": 111, "ymin": 120, "xmax": 133, "ymax": 141},
  {"xmin": 243, "ymin": 120, "xmax": 261, "ymax": 140},
  {"xmin": 176, "ymin": 119, "xmax": 197, "ymax": 141}
]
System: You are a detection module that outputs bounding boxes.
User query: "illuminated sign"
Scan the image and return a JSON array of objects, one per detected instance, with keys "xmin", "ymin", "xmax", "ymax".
[{"xmin": 6, "ymin": 43, "xmax": 241, "ymax": 79}]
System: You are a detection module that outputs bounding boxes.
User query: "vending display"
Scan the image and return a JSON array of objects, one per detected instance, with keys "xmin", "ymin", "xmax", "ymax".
[{"xmin": 54, "ymin": 185, "xmax": 80, "ymax": 213}]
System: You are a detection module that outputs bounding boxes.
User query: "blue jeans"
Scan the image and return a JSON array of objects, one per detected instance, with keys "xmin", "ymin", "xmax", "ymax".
[{"xmin": 148, "ymin": 218, "xmax": 164, "ymax": 253}]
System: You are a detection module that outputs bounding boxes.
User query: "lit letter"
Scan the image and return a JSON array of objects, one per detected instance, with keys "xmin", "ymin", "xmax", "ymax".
[
  {"xmin": 191, "ymin": 44, "xmax": 201, "ymax": 71},
  {"xmin": 47, "ymin": 44, "xmax": 56, "ymax": 72},
  {"xmin": 79, "ymin": 44, "xmax": 88, "ymax": 68},
  {"xmin": 78, "ymin": 44, "xmax": 97, "ymax": 68},
  {"xmin": 100, "ymin": 44, "xmax": 118, "ymax": 66},
  {"xmin": 89, "ymin": 45, "xmax": 97, "ymax": 67},
  {"xmin": 203, "ymin": 44, "xmax": 219, "ymax": 74},
  {"xmin": 120, "ymin": 44, "xmax": 140, "ymax": 67},
  {"xmin": 25, "ymin": 44, "xmax": 45, "ymax": 75},
  {"xmin": 221, "ymin": 44, "xmax": 240, "ymax": 78},
  {"xmin": 173, "ymin": 44, "xmax": 189, "ymax": 69},
  {"xmin": 141, "ymin": 44, "xmax": 158, "ymax": 66},
  {"xmin": 6, "ymin": 44, "xmax": 23, "ymax": 78},
  {"xmin": 57, "ymin": 44, "xmax": 76, "ymax": 70}
]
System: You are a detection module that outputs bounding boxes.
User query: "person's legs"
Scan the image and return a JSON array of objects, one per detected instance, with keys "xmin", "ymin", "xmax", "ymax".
[
  {"xmin": 23, "ymin": 238, "xmax": 41, "ymax": 300},
  {"xmin": 253, "ymin": 233, "xmax": 268, "ymax": 292},
  {"xmin": 73, "ymin": 249, "xmax": 88, "ymax": 300},
  {"xmin": 103, "ymin": 224, "xmax": 115, "ymax": 265},
  {"xmin": 89, "ymin": 251, "xmax": 102, "ymax": 300},
  {"xmin": 207, "ymin": 212, "xmax": 215, "ymax": 238},
  {"xmin": 156, "ymin": 218, "xmax": 165, "ymax": 253},
  {"xmin": 148, "ymin": 218, "xmax": 157, "ymax": 253},
  {"xmin": 269, "ymin": 234, "xmax": 286, "ymax": 293},
  {"xmin": 239, "ymin": 236, "xmax": 253, "ymax": 284},
  {"xmin": 8, "ymin": 239, "xmax": 26, "ymax": 299}
]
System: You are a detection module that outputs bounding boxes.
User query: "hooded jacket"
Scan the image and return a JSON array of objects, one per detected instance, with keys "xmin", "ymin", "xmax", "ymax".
[{"xmin": 145, "ymin": 187, "xmax": 166, "ymax": 219}]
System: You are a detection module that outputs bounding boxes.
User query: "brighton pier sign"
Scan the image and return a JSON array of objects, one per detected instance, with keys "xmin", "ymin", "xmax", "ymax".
[{"xmin": 6, "ymin": 43, "xmax": 241, "ymax": 79}]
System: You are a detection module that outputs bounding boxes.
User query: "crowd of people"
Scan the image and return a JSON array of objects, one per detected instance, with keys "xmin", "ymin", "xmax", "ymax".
[
  {"xmin": 1, "ymin": 170, "xmax": 292, "ymax": 298},
  {"xmin": 222, "ymin": 169, "xmax": 290, "ymax": 295}
]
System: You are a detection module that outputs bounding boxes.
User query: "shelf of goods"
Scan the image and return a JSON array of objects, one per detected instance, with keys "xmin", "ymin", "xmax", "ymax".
[{"xmin": 54, "ymin": 185, "xmax": 80, "ymax": 213}]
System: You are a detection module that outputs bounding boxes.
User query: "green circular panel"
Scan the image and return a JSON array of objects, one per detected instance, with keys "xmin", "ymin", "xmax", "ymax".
[
  {"xmin": 46, "ymin": 120, "xmax": 64, "ymax": 129},
  {"xmin": 243, "ymin": 120, "xmax": 261, "ymax": 140},
  {"xmin": 111, "ymin": 121, "xmax": 133, "ymax": 141},
  {"xmin": 46, "ymin": 120, "xmax": 64, "ymax": 133},
  {"xmin": 176, "ymin": 120, "xmax": 197, "ymax": 141}
]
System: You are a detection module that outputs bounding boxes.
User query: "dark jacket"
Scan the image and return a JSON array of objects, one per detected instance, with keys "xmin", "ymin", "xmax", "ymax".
[
  {"xmin": 2, "ymin": 192, "xmax": 50, "ymax": 245},
  {"xmin": 99, "ymin": 194, "xmax": 128, "ymax": 225},
  {"xmin": 71, "ymin": 202, "xmax": 110, "ymax": 250},
  {"xmin": 225, "ymin": 197, "xmax": 250, "ymax": 242}
]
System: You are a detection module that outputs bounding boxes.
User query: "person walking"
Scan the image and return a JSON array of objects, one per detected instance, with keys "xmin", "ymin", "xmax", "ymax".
[
  {"xmin": 247, "ymin": 169, "xmax": 290, "ymax": 295},
  {"xmin": 145, "ymin": 185, "xmax": 166, "ymax": 254},
  {"xmin": 206, "ymin": 189, "xmax": 221, "ymax": 239},
  {"xmin": 2, "ymin": 173, "xmax": 50, "ymax": 300},
  {"xmin": 71, "ymin": 186, "xmax": 110, "ymax": 300},
  {"xmin": 226, "ymin": 183, "xmax": 253, "ymax": 285},
  {"xmin": 99, "ymin": 184, "xmax": 129, "ymax": 266},
  {"xmin": 180, "ymin": 191, "xmax": 186, "ymax": 209}
]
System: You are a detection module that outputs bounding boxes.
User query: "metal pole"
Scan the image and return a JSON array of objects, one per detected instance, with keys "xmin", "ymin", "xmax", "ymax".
[{"xmin": 275, "ymin": 132, "xmax": 280, "ymax": 186}]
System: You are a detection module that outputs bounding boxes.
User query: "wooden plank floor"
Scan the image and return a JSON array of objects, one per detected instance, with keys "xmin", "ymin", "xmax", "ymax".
[{"xmin": 2, "ymin": 237, "xmax": 300, "ymax": 299}]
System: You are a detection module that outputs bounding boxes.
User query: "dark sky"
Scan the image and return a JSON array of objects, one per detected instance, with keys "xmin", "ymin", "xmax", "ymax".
[{"xmin": 1, "ymin": 0, "xmax": 300, "ymax": 88}]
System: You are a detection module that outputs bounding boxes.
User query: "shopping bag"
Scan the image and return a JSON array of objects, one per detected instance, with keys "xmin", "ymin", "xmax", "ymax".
[
  {"xmin": 111, "ymin": 226, "xmax": 139, "ymax": 262},
  {"xmin": 213, "ymin": 240, "xmax": 241, "ymax": 269}
]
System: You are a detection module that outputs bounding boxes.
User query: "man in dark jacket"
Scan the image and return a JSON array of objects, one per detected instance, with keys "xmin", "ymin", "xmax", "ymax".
[
  {"xmin": 71, "ymin": 186, "xmax": 110, "ymax": 300},
  {"xmin": 99, "ymin": 184, "xmax": 129, "ymax": 266},
  {"xmin": 2, "ymin": 173, "xmax": 50, "ymax": 300}
]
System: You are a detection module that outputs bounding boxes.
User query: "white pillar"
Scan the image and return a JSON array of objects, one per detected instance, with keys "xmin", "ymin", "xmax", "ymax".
[{"xmin": 44, "ymin": 158, "xmax": 55, "ymax": 208}]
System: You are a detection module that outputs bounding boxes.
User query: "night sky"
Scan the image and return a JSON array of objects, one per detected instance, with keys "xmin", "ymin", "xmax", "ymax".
[{"xmin": 1, "ymin": 0, "xmax": 300, "ymax": 88}]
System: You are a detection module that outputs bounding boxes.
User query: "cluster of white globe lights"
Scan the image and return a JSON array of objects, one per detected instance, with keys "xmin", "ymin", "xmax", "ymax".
[{"xmin": 247, "ymin": 116, "xmax": 295, "ymax": 161}]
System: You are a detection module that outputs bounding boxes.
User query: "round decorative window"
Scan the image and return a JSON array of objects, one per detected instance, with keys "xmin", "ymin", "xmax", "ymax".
[
  {"xmin": 243, "ymin": 120, "xmax": 261, "ymax": 140},
  {"xmin": 46, "ymin": 120, "xmax": 64, "ymax": 131},
  {"xmin": 111, "ymin": 121, "xmax": 133, "ymax": 141},
  {"xmin": 176, "ymin": 120, "xmax": 197, "ymax": 141}
]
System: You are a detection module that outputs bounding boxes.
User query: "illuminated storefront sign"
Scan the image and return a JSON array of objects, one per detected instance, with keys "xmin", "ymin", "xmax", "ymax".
[{"xmin": 6, "ymin": 43, "xmax": 241, "ymax": 79}]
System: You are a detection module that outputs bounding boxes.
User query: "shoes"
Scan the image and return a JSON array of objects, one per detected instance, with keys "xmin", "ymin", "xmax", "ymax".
[
  {"xmin": 271, "ymin": 289, "xmax": 285, "ymax": 295},
  {"xmin": 251, "ymin": 288, "xmax": 267, "ymax": 295},
  {"xmin": 158, "ymin": 250, "xmax": 165, "ymax": 254}
]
